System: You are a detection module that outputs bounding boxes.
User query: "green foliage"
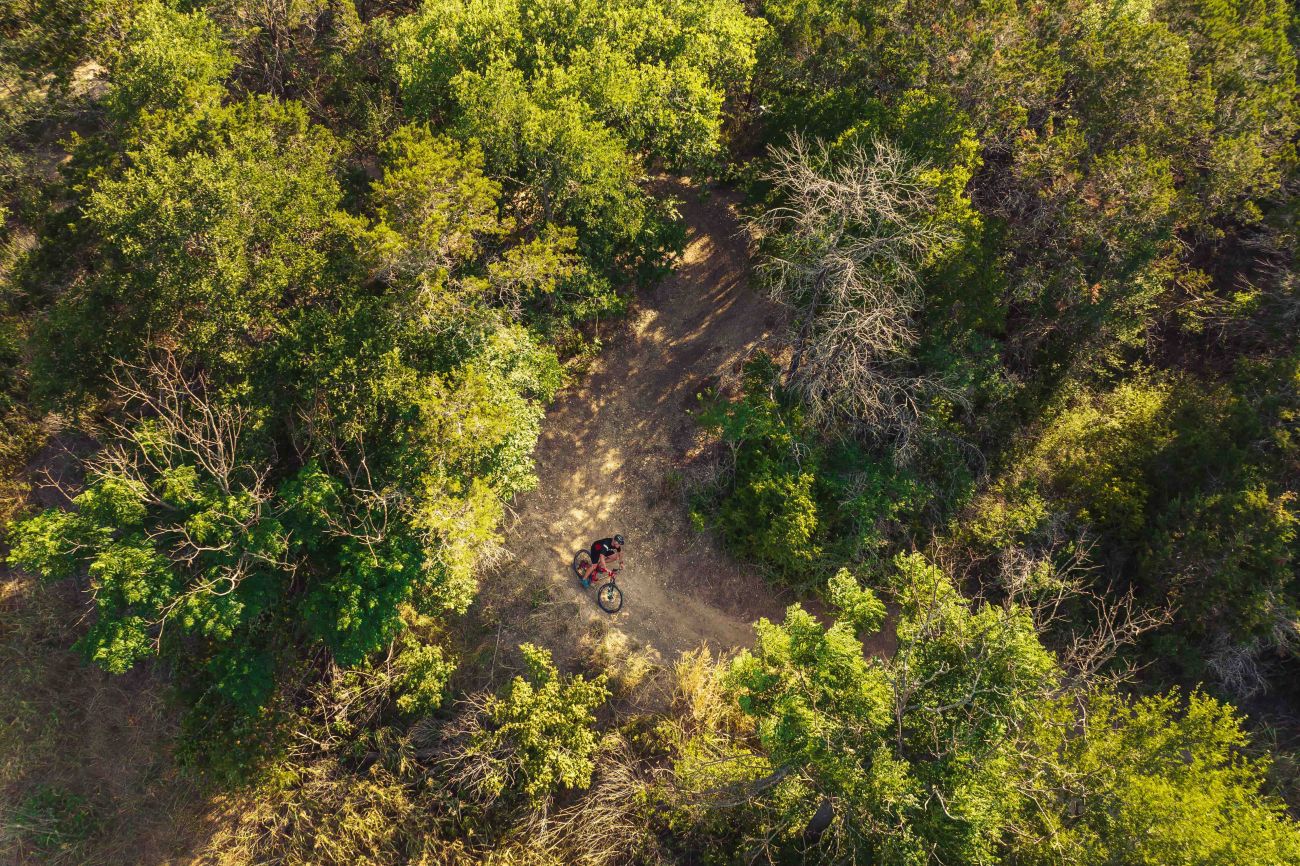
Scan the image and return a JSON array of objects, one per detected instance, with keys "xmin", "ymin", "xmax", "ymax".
[
  {"xmin": 10, "ymin": 446, "xmax": 283, "ymax": 700},
  {"xmin": 450, "ymin": 66, "xmax": 660, "ymax": 272},
  {"xmin": 697, "ymin": 357, "xmax": 822, "ymax": 579},
  {"xmin": 749, "ymin": 0, "xmax": 1299, "ymax": 497},
  {"xmin": 368, "ymin": 125, "xmax": 504, "ymax": 288},
  {"xmin": 391, "ymin": 0, "xmax": 763, "ymax": 166},
  {"xmin": 722, "ymin": 555, "xmax": 1059, "ymax": 862},
  {"xmin": 707, "ymin": 555, "xmax": 1300, "ymax": 864},
  {"xmin": 25, "ymin": 324, "xmax": 556, "ymax": 705},
  {"xmin": 106, "ymin": 0, "xmax": 234, "ymax": 121},
  {"xmin": 1017, "ymin": 689, "xmax": 1300, "ymax": 865},
  {"xmin": 9, "ymin": 11, "xmax": 570, "ymax": 744},
  {"xmin": 391, "ymin": 0, "xmax": 764, "ymax": 279},
  {"xmin": 3, "ymin": 0, "xmax": 1300, "ymax": 857},
  {"xmin": 394, "ymin": 637, "xmax": 455, "ymax": 716},
  {"xmin": 716, "ymin": 448, "xmax": 822, "ymax": 576},
  {"xmin": 697, "ymin": 353, "xmax": 924, "ymax": 583},
  {"xmin": 469, "ymin": 643, "xmax": 610, "ymax": 804},
  {"xmin": 365, "ymin": 122, "xmax": 588, "ymax": 330},
  {"xmin": 971, "ymin": 370, "xmax": 1298, "ymax": 679},
  {"xmin": 728, "ymin": 599, "xmax": 893, "ymax": 783},
  {"xmin": 0, "ymin": 0, "xmax": 134, "ymax": 87},
  {"xmin": 827, "ymin": 567, "xmax": 886, "ymax": 633},
  {"xmin": 37, "ymin": 95, "xmax": 344, "ymax": 396},
  {"xmin": 1029, "ymin": 377, "xmax": 1177, "ymax": 539},
  {"xmin": 742, "ymin": 0, "xmax": 1300, "ymax": 699}
]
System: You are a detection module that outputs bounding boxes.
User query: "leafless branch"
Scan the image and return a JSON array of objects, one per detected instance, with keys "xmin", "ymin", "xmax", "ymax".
[{"xmin": 754, "ymin": 134, "xmax": 965, "ymax": 456}]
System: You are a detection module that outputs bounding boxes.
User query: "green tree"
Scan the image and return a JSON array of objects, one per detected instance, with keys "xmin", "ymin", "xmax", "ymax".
[
  {"xmin": 695, "ymin": 554, "xmax": 1300, "ymax": 864},
  {"xmin": 391, "ymin": 0, "xmax": 765, "ymax": 277},
  {"xmin": 9, "ymin": 363, "xmax": 288, "ymax": 707},
  {"xmin": 36, "ymin": 95, "xmax": 344, "ymax": 397},
  {"xmin": 105, "ymin": 0, "xmax": 234, "ymax": 121},
  {"xmin": 449, "ymin": 643, "xmax": 610, "ymax": 805},
  {"xmin": 966, "ymin": 372, "xmax": 1298, "ymax": 694},
  {"xmin": 722, "ymin": 554, "xmax": 1056, "ymax": 862},
  {"xmin": 12, "ymin": 59, "xmax": 567, "ymax": 733},
  {"xmin": 391, "ymin": 0, "xmax": 763, "ymax": 165},
  {"xmin": 1015, "ymin": 689, "xmax": 1300, "ymax": 865}
]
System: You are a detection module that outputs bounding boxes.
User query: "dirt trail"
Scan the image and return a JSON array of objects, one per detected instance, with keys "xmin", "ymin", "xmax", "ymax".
[{"xmin": 502, "ymin": 181, "xmax": 793, "ymax": 661}]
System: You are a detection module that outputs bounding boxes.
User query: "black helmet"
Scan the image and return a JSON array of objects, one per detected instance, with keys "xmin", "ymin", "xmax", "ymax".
[{"xmin": 613, "ymin": 533, "xmax": 624, "ymax": 546}]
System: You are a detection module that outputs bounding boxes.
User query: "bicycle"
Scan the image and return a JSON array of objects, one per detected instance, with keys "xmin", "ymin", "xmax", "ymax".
[{"xmin": 572, "ymin": 549, "xmax": 624, "ymax": 613}]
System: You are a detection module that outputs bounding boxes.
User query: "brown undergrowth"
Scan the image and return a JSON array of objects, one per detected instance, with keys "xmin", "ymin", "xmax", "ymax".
[{"xmin": 0, "ymin": 570, "xmax": 212, "ymax": 864}]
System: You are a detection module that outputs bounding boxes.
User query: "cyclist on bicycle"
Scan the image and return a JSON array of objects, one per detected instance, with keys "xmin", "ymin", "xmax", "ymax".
[{"xmin": 581, "ymin": 534, "xmax": 624, "ymax": 589}]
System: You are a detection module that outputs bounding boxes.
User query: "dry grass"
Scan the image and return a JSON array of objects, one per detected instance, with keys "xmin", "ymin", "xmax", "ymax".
[
  {"xmin": 491, "ymin": 735, "xmax": 661, "ymax": 866},
  {"xmin": 197, "ymin": 757, "xmax": 452, "ymax": 866},
  {"xmin": 671, "ymin": 646, "xmax": 749, "ymax": 738},
  {"xmin": 0, "ymin": 570, "xmax": 752, "ymax": 865},
  {"xmin": 0, "ymin": 570, "xmax": 212, "ymax": 865}
]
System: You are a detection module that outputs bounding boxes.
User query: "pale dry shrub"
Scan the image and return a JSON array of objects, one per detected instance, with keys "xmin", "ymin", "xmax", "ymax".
[
  {"xmin": 414, "ymin": 689, "xmax": 507, "ymax": 808},
  {"xmin": 201, "ymin": 756, "xmax": 453, "ymax": 866},
  {"xmin": 582, "ymin": 626, "xmax": 662, "ymax": 698},
  {"xmin": 755, "ymin": 134, "xmax": 964, "ymax": 455},
  {"xmin": 1206, "ymin": 605, "xmax": 1300, "ymax": 700},
  {"xmin": 672, "ymin": 646, "xmax": 749, "ymax": 737}
]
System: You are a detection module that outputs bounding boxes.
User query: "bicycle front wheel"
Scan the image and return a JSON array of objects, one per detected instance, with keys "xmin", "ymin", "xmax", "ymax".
[{"xmin": 597, "ymin": 582, "xmax": 623, "ymax": 613}]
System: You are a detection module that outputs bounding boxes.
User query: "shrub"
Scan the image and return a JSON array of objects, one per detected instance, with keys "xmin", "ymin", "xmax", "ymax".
[
  {"xmin": 441, "ymin": 643, "xmax": 610, "ymax": 807},
  {"xmin": 697, "ymin": 353, "xmax": 924, "ymax": 583}
]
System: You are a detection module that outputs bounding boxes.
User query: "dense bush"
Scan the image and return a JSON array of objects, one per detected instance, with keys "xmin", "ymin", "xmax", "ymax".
[
  {"xmin": 956, "ymin": 366, "xmax": 1298, "ymax": 692},
  {"xmin": 391, "ymin": 0, "xmax": 763, "ymax": 278},
  {"xmin": 696, "ymin": 353, "xmax": 923, "ymax": 585},
  {"xmin": 453, "ymin": 643, "xmax": 610, "ymax": 806},
  {"xmin": 674, "ymin": 554, "xmax": 1300, "ymax": 864},
  {"xmin": 735, "ymin": 0, "xmax": 1300, "ymax": 696}
]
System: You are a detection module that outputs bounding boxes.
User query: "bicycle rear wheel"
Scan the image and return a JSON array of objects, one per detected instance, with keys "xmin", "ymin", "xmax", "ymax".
[
  {"xmin": 573, "ymin": 550, "xmax": 593, "ymax": 579},
  {"xmin": 597, "ymin": 582, "xmax": 623, "ymax": 613}
]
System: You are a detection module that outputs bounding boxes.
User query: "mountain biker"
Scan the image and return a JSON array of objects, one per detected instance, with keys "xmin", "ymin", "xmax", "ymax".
[{"xmin": 581, "ymin": 534, "xmax": 624, "ymax": 589}]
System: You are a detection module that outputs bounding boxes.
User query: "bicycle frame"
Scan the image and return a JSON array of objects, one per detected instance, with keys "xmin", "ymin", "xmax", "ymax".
[{"xmin": 574, "ymin": 549, "xmax": 624, "ymax": 612}]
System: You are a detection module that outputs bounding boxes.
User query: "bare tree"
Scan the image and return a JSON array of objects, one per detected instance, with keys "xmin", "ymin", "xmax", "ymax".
[
  {"xmin": 1204, "ymin": 599, "xmax": 1300, "ymax": 700},
  {"xmin": 755, "ymin": 134, "xmax": 963, "ymax": 455},
  {"xmin": 934, "ymin": 519, "xmax": 1173, "ymax": 687},
  {"xmin": 91, "ymin": 351, "xmax": 287, "ymax": 645}
]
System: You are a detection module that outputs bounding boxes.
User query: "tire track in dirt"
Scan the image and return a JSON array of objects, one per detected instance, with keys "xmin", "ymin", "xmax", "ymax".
[{"xmin": 501, "ymin": 180, "xmax": 793, "ymax": 661}]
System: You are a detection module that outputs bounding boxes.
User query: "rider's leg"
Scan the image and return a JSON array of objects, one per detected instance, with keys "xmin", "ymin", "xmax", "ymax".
[{"xmin": 581, "ymin": 554, "xmax": 606, "ymax": 588}]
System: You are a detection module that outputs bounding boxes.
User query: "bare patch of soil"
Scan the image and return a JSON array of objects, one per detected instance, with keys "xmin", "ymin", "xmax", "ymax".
[
  {"xmin": 0, "ymin": 570, "xmax": 212, "ymax": 865},
  {"xmin": 499, "ymin": 181, "xmax": 796, "ymax": 662}
]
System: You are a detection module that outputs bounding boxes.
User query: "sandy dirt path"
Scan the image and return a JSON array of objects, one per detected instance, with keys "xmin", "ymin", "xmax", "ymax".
[{"xmin": 501, "ymin": 181, "xmax": 794, "ymax": 660}]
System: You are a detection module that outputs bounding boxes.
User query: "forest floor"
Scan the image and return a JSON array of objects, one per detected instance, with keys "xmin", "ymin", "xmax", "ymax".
[{"xmin": 491, "ymin": 180, "xmax": 797, "ymax": 671}]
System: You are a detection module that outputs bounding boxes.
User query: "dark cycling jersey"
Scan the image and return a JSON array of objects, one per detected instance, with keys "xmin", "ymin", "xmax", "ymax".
[{"xmin": 590, "ymin": 537, "xmax": 619, "ymax": 560}]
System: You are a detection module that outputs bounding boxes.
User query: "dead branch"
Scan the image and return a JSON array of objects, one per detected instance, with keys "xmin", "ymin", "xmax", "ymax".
[{"xmin": 754, "ymin": 134, "xmax": 966, "ymax": 454}]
